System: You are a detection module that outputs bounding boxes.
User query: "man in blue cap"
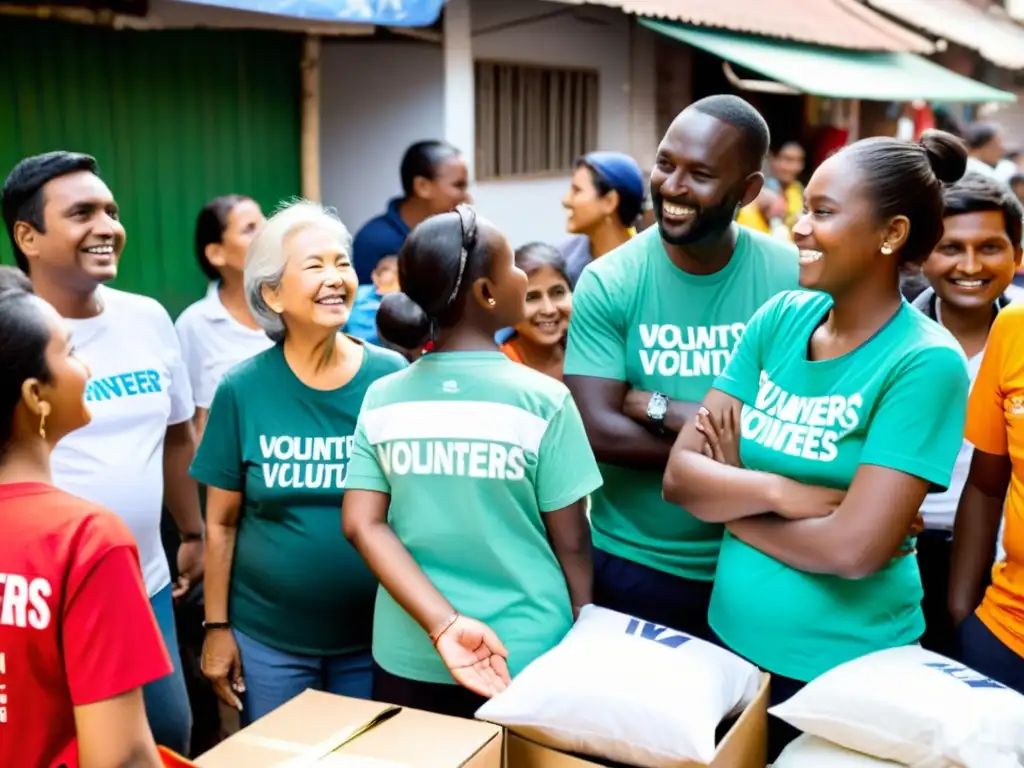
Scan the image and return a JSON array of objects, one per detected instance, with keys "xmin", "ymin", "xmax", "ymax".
[
  {"xmin": 560, "ymin": 151, "xmax": 647, "ymax": 287},
  {"xmin": 564, "ymin": 95, "xmax": 800, "ymax": 640}
]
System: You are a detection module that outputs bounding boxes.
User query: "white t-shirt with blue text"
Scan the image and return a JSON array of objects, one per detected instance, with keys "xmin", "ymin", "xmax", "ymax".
[{"xmin": 52, "ymin": 285, "xmax": 194, "ymax": 596}]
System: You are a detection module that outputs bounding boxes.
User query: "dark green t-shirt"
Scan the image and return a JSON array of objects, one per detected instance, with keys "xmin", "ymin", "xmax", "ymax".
[{"xmin": 190, "ymin": 341, "xmax": 407, "ymax": 655}]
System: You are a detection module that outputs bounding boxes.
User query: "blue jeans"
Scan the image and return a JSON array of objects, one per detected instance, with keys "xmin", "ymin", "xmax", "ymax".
[
  {"xmin": 234, "ymin": 628, "xmax": 374, "ymax": 726},
  {"xmin": 144, "ymin": 585, "xmax": 193, "ymax": 755},
  {"xmin": 958, "ymin": 613, "xmax": 1024, "ymax": 695}
]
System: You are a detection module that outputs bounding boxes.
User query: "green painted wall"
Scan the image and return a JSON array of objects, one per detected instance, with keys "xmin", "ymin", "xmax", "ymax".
[{"xmin": 0, "ymin": 16, "xmax": 303, "ymax": 317}]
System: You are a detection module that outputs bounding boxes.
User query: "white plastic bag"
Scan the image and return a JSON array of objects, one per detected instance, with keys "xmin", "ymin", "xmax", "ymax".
[
  {"xmin": 770, "ymin": 646, "xmax": 1024, "ymax": 768},
  {"xmin": 475, "ymin": 604, "xmax": 761, "ymax": 768}
]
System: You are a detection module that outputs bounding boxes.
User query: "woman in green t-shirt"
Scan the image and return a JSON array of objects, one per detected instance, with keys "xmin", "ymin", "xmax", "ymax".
[
  {"xmin": 190, "ymin": 201, "xmax": 407, "ymax": 725},
  {"xmin": 342, "ymin": 204, "xmax": 601, "ymax": 718},
  {"xmin": 663, "ymin": 131, "xmax": 972, "ymax": 761}
]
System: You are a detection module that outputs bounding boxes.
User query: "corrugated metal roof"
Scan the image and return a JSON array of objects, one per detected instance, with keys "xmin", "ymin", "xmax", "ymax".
[
  {"xmin": 643, "ymin": 19, "xmax": 1016, "ymax": 102},
  {"xmin": 865, "ymin": 0, "xmax": 1024, "ymax": 69},
  {"xmin": 544, "ymin": 0, "xmax": 934, "ymax": 52}
]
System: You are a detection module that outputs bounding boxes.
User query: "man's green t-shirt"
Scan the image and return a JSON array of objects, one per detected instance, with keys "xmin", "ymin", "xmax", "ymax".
[
  {"xmin": 563, "ymin": 225, "xmax": 799, "ymax": 581},
  {"xmin": 190, "ymin": 341, "xmax": 407, "ymax": 656},
  {"xmin": 709, "ymin": 290, "xmax": 969, "ymax": 681},
  {"xmin": 345, "ymin": 351, "xmax": 603, "ymax": 685}
]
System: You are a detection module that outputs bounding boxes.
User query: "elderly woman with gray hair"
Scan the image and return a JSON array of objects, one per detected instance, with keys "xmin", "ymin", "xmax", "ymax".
[{"xmin": 189, "ymin": 200, "xmax": 407, "ymax": 723}]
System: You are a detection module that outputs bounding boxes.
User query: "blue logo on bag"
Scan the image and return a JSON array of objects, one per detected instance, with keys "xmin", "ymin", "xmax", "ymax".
[
  {"xmin": 624, "ymin": 618, "xmax": 693, "ymax": 649},
  {"xmin": 924, "ymin": 662, "xmax": 1008, "ymax": 690}
]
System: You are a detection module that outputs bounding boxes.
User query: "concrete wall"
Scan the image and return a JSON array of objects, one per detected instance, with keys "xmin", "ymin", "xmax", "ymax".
[
  {"xmin": 319, "ymin": 40, "xmax": 445, "ymax": 234},
  {"xmin": 467, "ymin": 0, "xmax": 655, "ymax": 247},
  {"xmin": 317, "ymin": 0, "xmax": 659, "ymax": 249}
]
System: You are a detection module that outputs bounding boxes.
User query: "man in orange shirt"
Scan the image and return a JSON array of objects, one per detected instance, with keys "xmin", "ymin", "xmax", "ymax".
[{"xmin": 950, "ymin": 303, "xmax": 1024, "ymax": 693}]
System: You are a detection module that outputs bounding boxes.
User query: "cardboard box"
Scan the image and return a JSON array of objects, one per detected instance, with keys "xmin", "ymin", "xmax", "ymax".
[
  {"xmin": 504, "ymin": 672, "xmax": 770, "ymax": 768},
  {"xmin": 194, "ymin": 689, "xmax": 503, "ymax": 768}
]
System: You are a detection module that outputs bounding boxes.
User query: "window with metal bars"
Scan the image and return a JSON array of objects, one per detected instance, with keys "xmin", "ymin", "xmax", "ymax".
[{"xmin": 474, "ymin": 60, "xmax": 599, "ymax": 181}]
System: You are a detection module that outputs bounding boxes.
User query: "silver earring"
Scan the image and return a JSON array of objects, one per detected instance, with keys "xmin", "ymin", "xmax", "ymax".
[{"xmin": 880, "ymin": 243, "xmax": 893, "ymax": 256}]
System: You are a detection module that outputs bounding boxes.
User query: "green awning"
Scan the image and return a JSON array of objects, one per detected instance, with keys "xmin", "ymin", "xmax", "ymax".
[{"xmin": 641, "ymin": 19, "xmax": 1017, "ymax": 104}]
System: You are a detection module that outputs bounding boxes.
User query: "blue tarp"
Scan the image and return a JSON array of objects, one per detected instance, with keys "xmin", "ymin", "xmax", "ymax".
[{"xmin": 174, "ymin": 0, "xmax": 445, "ymax": 26}]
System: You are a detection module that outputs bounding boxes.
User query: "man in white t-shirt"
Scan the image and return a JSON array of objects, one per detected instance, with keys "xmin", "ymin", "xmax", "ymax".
[{"xmin": 1, "ymin": 151, "xmax": 203, "ymax": 755}]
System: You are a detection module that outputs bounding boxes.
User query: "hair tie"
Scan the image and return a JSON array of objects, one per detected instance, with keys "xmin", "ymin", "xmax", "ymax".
[
  {"xmin": 448, "ymin": 205, "xmax": 476, "ymax": 306},
  {"xmin": 422, "ymin": 317, "xmax": 439, "ymax": 354}
]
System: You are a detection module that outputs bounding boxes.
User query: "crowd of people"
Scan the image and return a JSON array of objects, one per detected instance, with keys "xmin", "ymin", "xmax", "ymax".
[{"xmin": 1, "ymin": 92, "xmax": 1023, "ymax": 768}]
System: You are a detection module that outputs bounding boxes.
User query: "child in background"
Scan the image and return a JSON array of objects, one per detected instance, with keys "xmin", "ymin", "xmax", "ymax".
[{"xmin": 346, "ymin": 255, "xmax": 401, "ymax": 346}]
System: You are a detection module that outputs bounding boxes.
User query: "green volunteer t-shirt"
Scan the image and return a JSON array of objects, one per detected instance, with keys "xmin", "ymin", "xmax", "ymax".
[
  {"xmin": 346, "ymin": 351, "xmax": 602, "ymax": 685},
  {"xmin": 563, "ymin": 225, "xmax": 799, "ymax": 580},
  {"xmin": 709, "ymin": 290, "xmax": 970, "ymax": 681},
  {"xmin": 190, "ymin": 340, "xmax": 407, "ymax": 656}
]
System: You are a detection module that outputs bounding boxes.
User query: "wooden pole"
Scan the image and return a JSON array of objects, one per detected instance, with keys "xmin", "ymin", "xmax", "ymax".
[
  {"xmin": 300, "ymin": 34, "xmax": 322, "ymax": 202},
  {"xmin": 847, "ymin": 99, "xmax": 862, "ymax": 142}
]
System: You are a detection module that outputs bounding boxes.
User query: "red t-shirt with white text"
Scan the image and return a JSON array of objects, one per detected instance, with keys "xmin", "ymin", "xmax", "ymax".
[{"xmin": 0, "ymin": 482, "xmax": 173, "ymax": 767}]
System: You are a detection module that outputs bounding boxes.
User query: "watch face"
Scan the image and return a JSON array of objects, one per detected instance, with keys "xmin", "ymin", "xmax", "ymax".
[{"xmin": 648, "ymin": 395, "xmax": 668, "ymax": 419}]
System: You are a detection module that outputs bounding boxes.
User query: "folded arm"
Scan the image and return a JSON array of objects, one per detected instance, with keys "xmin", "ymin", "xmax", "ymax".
[
  {"xmin": 663, "ymin": 388, "xmax": 798, "ymax": 521},
  {"xmin": 727, "ymin": 464, "xmax": 928, "ymax": 579},
  {"xmin": 566, "ymin": 376, "xmax": 700, "ymax": 470}
]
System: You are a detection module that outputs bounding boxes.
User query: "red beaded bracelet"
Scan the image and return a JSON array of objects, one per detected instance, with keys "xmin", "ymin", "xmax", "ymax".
[{"xmin": 429, "ymin": 612, "xmax": 460, "ymax": 646}]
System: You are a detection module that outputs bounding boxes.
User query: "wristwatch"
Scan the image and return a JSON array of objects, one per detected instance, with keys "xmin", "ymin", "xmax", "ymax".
[
  {"xmin": 203, "ymin": 620, "xmax": 231, "ymax": 631},
  {"xmin": 647, "ymin": 392, "xmax": 669, "ymax": 426}
]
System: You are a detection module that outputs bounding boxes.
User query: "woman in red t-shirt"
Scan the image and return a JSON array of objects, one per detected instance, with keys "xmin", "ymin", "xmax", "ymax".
[{"xmin": 0, "ymin": 267, "xmax": 174, "ymax": 768}]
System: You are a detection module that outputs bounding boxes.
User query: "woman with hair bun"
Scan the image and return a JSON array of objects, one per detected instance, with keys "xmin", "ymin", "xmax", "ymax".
[
  {"xmin": 662, "ymin": 131, "xmax": 972, "ymax": 760},
  {"xmin": 342, "ymin": 205, "xmax": 601, "ymax": 717}
]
